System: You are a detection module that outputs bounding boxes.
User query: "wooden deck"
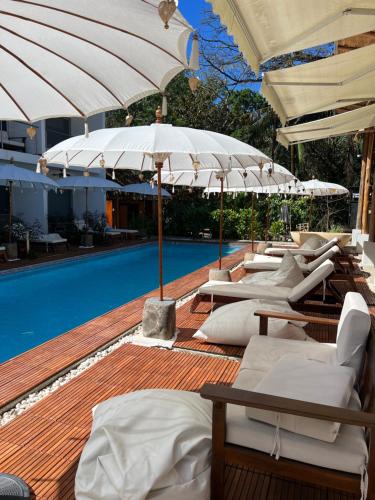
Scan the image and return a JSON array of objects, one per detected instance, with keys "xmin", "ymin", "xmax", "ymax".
[
  {"xmin": 0, "ymin": 244, "xmax": 249, "ymax": 411},
  {"xmin": 0, "ymin": 247, "xmax": 372, "ymax": 499}
]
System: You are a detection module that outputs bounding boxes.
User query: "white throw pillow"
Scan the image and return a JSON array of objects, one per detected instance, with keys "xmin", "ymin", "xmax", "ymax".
[
  {"xmin": 241, "ymin": 251, "xmax": 304, "ymax": 288},
  {"xmin": 245, "ymin": 355, "xmax": 355, "ymax": 443},
  {"xmin": 294, "ymin": 254, "xmax": 307, "ymax": 265},
  {"xmin": 336, "ymin": 292, "xmax": 370, "ymax": 379},
  {"xmin": 193, "ymin": 299, "xmax": 309, "ymax": 346},
  {"xmin": 300, "ymin": 236, "xmax": 324, "ymax": 250}
]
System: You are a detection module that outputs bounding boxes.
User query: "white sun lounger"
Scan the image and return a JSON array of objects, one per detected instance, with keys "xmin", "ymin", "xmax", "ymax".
[
  {"xmin": 31, "ymin": 233, "xmax": 68, "ymax": 253},
  {"xmin": 191, "ymin": 260, "xmax": 336, "ymax": 312},
  {"xmin": 264, "ymin": 237, "xmax": 338, "ymax": 257},
  {"xmin": 244, "ymin": 246, "xmax": 341, "ymax": 274}
]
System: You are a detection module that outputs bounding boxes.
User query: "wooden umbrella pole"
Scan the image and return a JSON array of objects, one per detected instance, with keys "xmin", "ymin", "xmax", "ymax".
[
  {"xmin": 309, "ymin": 196, "xmax": 313, "ymax": 229},
  {"xmin": 251, "ymin": 191, "xmax": 255, "ymax": 252},
  {"xmin": 85, "ymin": 187, "xmax": 88, "ymax": 234},
  {"xmin": 8, "ymin": 180, "xmax": 12, "ymax": 243},
  {"xmin": 156, "ymin": 162, "xmax": 164, "ymax": 301},
  {"xmin": 362, "ymin": 131, "xmax": 375, "ymax": 234},
  {"xmin": 219, "ymin": 177, "xmax": 224, "ymax": 270},
  {"xmin": 265, "ymin": 196, "xmax": 270, "ymax": 242}
]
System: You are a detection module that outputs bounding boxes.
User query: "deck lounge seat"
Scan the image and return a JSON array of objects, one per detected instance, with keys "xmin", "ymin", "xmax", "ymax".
[
  {"xmin": 191, "ymin": 260, "xmax": 335, "ymax": 312},
  {"xmin": 201, "ymin": 292, "xmax": 372, "ymax": 500},
  {"xmin": 244, "ymin": 245, "xmax": 341, "ymax": 274},
  {"xmin": 264, "ymin": 237, "xmax": 338, "ymax": 258},
  {"xmin": 106, "ymin": 228, "xmax": 140, "ymax": 239},
  {"xmin": 31, "ymin": 233, "xmax": 68, "ymax": 252}
]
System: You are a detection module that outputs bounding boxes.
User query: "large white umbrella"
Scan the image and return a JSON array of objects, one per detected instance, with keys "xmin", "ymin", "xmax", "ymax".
[
  {"xmin": 44, "ymin": 116, "xmax": 271, "ymax": 300},
  {"xmin": 0, "ymin": 0, "xmax": 192, "ymax": 122},
  {"xmin": 0, "ymin": 163, "xmax": 58, "ymax": 243},
  {"xmin": 207, "ymin": 0, "xmax": 375, "ymax": 72},
  {"xmin": 157, "ymin": 164, "xmax": 294, "ymax": 263},
  {"xmin": 252, "ymin": 178, "xmax": 349, "ymax": 230}
]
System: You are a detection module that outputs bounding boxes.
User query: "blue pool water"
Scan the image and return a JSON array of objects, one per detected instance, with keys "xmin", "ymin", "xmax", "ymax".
[{"xmin": 0, "ymin": 242, "xmax": 240, "ymax": 363}]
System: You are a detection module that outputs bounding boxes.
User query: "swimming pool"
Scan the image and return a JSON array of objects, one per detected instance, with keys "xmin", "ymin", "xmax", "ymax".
[{"xmin": 0, "ymin": 242, "xmax": 240, "ymax": 363}]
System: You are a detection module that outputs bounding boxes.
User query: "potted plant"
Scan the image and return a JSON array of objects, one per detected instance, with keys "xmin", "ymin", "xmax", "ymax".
[{"xmin": 4, "ymin": 222, "xmax": 27, "ymax": 260}]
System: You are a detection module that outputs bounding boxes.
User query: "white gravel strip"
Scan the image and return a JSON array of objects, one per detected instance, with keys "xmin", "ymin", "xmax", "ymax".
[{"xmin": 0, "ymin": 262, "xmax": 241, "ymax": 427}]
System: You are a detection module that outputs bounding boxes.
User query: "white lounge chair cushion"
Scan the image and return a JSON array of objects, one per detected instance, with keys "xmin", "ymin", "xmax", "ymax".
[
  {"xmin": 245, "ymin": 355, "xmax": 355, "ymax": 442},
  {"xmin": 226, "ymin": 391, "xmax": 367, "ymax": 475},
  {"xmin": 75, "ymin": 390, "xmax": 211, "ymax": 500},
  {"xmin": 241, "ymin": 251, "xmax": 304, "ymax": 288},
  {"xmin": 245, "ymin": 247, "xmax": 340, "ymax": 274},
  {"xmin": 193, "ymin": 300, "xmax": 312, "ymax": 346},
  {"xmin": 288, "ymin": 260, "xmax": 334, "ymax": 303},
  {"xmin": 240, "ymin": 336, "xmax": 337, "ymax": 374},
  {"xmin": 264, "ymin": 238, "xmax": 338, "ymax": 257},
  {"xmin": 198, "ymin": 281, "xmax": 292, "ymax": 301},
  {"xmin": 35, "ymin": 233, "xmax": 67, "ymax": 244},
  {"xmin": 300, "ymin": 236, "xmax": 325, "ymax": 250},
  {"xmin": 336, "ymin": 292, "xmax": 370, "ymax": 378}
]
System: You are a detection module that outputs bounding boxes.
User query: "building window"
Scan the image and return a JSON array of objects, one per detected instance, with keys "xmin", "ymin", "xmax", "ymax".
[{"xmin": 46, "ymin": 118, "xmax": 71, "ymax": 149}]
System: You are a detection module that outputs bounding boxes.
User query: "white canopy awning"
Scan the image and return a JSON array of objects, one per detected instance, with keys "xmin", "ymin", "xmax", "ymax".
[
  {"xmin": 0, "ymin": 0, "xmax": 192, "ymax": 121},
  {"xmin": 262, "ymin": 44, "xmax": 375, "ymax": 125},
  {"xmin": 277, "ymin": 103, "xmax": 375, "ymax": 147},
  {"xmin": 207, "ymin": 0, "xmax": 375, "ymax": 72}
]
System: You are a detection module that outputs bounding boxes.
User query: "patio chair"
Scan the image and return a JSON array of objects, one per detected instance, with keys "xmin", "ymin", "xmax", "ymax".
[
  {"xmin": 201, "ymin": 292, "xmax": 373, "ymax": 500},
  {"xmin": 31, "ymin": 233, "xmax": 69, "ymax": 253},
  {"xmin": 244, "ymin": 245, "xmax": 341, "ymax": 274},
  {"xmin": 264, "ymin": 237, "xmax": 339, "ymax": 258},
  {"xmin": 190, "ymin": 260, "xmax": 341, "ymax": 312}
]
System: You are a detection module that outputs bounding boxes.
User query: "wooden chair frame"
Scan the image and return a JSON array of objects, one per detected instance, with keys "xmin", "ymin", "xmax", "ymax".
[{"xmin": 201, "ymin": 310, "xmax": 375, "ymax": 499}]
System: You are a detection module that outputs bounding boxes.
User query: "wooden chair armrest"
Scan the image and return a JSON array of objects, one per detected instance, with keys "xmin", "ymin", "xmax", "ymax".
[
  {"xmin": 254, "ymin": 309, "xmax": 340, "ymax": 327},
  {"xmin": 201, "ymin": 384, "xmax": 375, "ymax": 427}
]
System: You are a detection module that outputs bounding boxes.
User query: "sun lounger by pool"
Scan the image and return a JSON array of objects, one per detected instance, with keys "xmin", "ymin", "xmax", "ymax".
[
  {"xmin": 244, "ymin": 245, "xmax": 341, "ymax": 274},
  {"xmin": 31, "ymin": 233, "xmax": 69, "ymax": 253},
  {"xmin": 105, "ymin": 227, "xmax": 139, "ymax": 240},
  {"xmin": 264, "ymin": 237, "xmax": 339, "ymax": 258},
  {"xmin": 190, "ymin": 260, "xmax": 338, "ymax": 312},
  {"xmin": 201, "ymin": 292, "xmax": 372, "ymax": 500}
]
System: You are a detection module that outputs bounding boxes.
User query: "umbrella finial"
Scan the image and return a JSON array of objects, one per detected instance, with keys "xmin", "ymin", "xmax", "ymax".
[{"xmin": 155, "ymin": 106, "xmax": 163, "ymax": 124}]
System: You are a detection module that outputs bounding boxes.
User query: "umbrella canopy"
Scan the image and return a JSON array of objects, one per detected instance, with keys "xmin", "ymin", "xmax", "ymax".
[
  {"xmin": 0, "ymin": 0, "xmax": 192, "ymax": 121},
  {"xmin": 262, "ymin": 44, "xmax": 375, "ymax": 125},
  {"xmin": 0, "ymin": 163, "xmax": 58, "ymax": 189},
  {"xmin": 301, "ymin": 180, "xmax": 349, "ymax": 197},
  {"xmin": 44, "ymin": 123, "xmax": 270, "ymax": 171},
  {"xmin": 277, "ymin": 103, "xmax": 375, "ymax": 147},
  {"xmin": 157, "ymin": 164, "xmax": 294, "ymax": 190},
  {"xmin": 251, "ymin": 179, "xmax": 348, "ymax": 196},
  {"xmin": 207, "ymin": 0, "xmax": 375, "ymax": 72},
  {"xmin": 121, "ymin": 183, "xmax": 171, "ymax": 198},
  {"xmin": 57, "ymin": 175, "xmax": 121, "ymax": 190}
]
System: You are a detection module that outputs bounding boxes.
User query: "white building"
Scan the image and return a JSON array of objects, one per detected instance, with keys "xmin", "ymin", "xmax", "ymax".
[{"xmin": 0, "ymin": 115, "xmax": 106, "ymax": 234}]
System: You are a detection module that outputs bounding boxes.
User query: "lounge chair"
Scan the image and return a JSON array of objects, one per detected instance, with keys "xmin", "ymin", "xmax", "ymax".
[
  {"xmin": 244, "ymin": 245, "xmax": 341, "ymax": 274},
  {"xmin": 31, "ymin": 233, "xmax": 69, "ymax": 253},
  {"xmin": 105, "ymin": 227, "xmax": 139, "ymax": 240},
  {"xmin": 264, "ymin": 237, "xmax": 339, "ymax": 258},
  {"xmin": 201, "ymin": 292, "xmax": 373, "ymax": 500},
  {"xmin": 190, "ymin": 260, "xmax": 340, "ymax": 312}
]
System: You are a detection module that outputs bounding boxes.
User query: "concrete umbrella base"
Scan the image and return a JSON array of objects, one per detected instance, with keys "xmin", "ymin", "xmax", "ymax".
[{"xmin": 142, "ymin": 297, "xmax": 176, "ymax": 340}]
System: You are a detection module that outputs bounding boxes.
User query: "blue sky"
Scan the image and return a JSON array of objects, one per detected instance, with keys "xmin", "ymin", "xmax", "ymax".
[{"xmin": 179, "ymin": 0, "xmax": 208, "ymax": 31}]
